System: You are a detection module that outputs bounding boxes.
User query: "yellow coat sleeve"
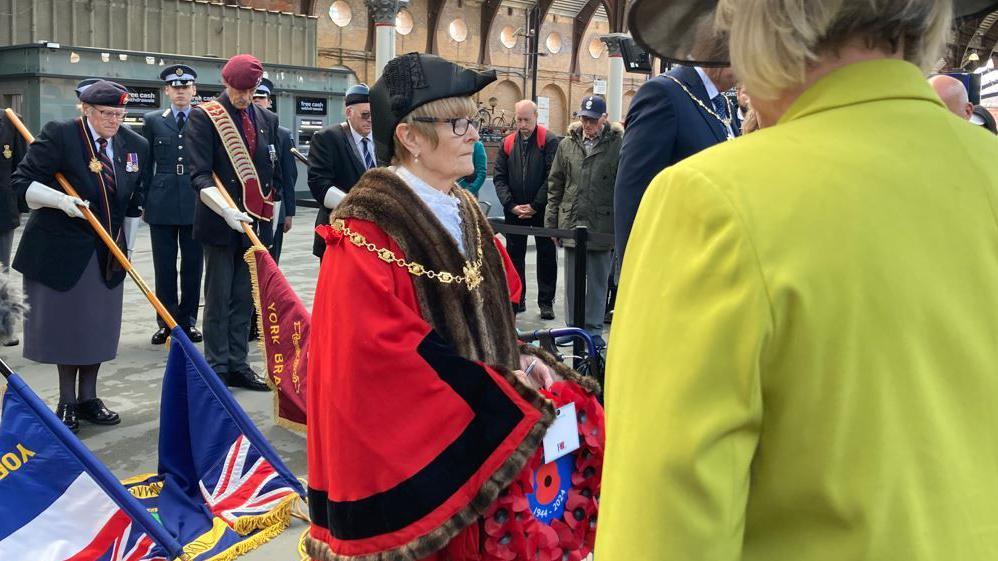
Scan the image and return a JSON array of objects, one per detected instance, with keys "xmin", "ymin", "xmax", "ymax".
[{"xmin": 596, "ymin": 165, "xmax": 773, "ymax": 560}]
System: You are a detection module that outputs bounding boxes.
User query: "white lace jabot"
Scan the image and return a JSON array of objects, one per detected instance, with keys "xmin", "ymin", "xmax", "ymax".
[{"xmin": 394, "ymin": 166, "xmax": 466, "ymax": 255}]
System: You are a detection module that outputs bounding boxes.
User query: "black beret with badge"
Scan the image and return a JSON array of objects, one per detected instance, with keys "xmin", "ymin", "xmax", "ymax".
[
  {"xmin": 629, "ymin": 0, "xmax": 998, "ymax": 67},
  {"xmin": 78, "ymin": 80, "xmax": 130, "ymax": 107},
  {"xmin": 370, "ymin": 52, "xmax": 495, "ymax": 163},
  {"xmin": 160, "ymin": 64, "xmax": 197, "ymax": 87}
]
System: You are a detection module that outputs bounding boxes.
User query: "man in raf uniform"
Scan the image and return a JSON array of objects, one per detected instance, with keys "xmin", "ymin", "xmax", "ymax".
[
  {"xmin": 142, "ymin": 64, "xmax": 204, "ymax": 345},
  {"xmin": 252, "ymin": 77, "xmax": 297, "ymax": 264},
  {"xmin": 187, "ymin": 53, "xmax": 279, "ymax": 392}
]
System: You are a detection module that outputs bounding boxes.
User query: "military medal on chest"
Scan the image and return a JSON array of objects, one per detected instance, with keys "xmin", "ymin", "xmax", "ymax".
[
  {"xmin": 89, "ymin": 157, "xmax": 103, "ymax": 173},
  {"xmin": 2, "ymin": 145, "xmax": 11, "ymax": 159},
  {"xmin": 125, "ymin": 152, "xmax": 138, "ymax": 173}
]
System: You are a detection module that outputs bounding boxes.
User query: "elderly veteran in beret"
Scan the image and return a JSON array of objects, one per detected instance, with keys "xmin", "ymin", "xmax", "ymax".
[
  {"xmin": 11, "ymin": 80, "xmax": 147, "ymax": 433},
  {"xmin": 187, "ymin": 53, "xmax": 282, "ymax": 392},
  {"xmin": 305, "ymin": 53, "xmax": 602, "ymax": 561},
  {"xmin": 598, "ymin": 0, "xmax": 998, "ymax": 560}
]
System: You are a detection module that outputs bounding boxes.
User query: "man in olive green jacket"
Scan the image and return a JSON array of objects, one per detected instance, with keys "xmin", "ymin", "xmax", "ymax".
[{"xmin": 545, "ymin": 96, "xmax": 622, "ymax": 344}]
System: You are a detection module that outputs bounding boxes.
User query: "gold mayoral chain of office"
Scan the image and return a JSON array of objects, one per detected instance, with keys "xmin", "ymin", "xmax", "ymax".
[
  {"xmin": 664, "ymin": 75, "xmax": 734, "ymax": 139},
  {"xmin": 331, "ymin": 218, "xmax": 485, "ymax": 291}
]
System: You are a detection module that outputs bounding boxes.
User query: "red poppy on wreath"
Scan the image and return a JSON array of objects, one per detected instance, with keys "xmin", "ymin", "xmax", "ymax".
[{"xmin": 483, "ymin": 379, "xmax": 604, "ymax": 560}]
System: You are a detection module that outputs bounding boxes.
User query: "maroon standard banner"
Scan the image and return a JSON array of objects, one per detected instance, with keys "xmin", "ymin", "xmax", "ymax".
[{"xmin": 246, "ymin": 247, "xmax": 309, "ymax": 431}]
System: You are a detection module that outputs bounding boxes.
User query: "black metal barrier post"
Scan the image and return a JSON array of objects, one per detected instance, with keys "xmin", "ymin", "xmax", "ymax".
[{"xmin": 571, "ymin": 227, "xmax": 588, "ymax": 370}]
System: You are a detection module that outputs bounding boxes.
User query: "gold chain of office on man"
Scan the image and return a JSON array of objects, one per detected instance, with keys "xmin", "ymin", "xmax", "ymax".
[
  {"xmin": 331, "ymin": 219, "xmax": 485, "ymax": 291},
  {"xmin": 664, "ymin": 75, "xmax": 733, "ymax": 132}
]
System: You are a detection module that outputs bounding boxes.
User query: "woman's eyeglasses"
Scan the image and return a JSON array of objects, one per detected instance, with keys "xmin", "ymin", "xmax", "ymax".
[{"xmin": 412, "ymin": 116, "xmax": 481, "ymax": 136}]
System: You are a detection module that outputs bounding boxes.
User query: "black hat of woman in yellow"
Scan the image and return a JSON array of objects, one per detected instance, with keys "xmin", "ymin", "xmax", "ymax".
[{"xmin": 628, "ymin": 0, "xmax": 998, "ymax": 67}]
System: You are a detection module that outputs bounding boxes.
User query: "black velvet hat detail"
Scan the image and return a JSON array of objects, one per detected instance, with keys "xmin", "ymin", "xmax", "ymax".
[{"xmin": 370, "ymin": 52, "xmax": 496, "ymax": 163}]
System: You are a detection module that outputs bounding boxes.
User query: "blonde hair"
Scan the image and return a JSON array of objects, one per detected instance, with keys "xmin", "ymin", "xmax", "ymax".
[
  {"xmin": 394, "ymin": 96, "xmax": 477, "ymax": 165},
  {"xmin": 716, "ymin": 0, "xmax": 952, "ymax": 100}
]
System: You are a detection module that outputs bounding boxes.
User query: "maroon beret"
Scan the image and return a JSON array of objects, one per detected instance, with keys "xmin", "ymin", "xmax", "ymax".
[{"xmin": 221, "ymin": 54, "xmax": 264, "ymax": 90}]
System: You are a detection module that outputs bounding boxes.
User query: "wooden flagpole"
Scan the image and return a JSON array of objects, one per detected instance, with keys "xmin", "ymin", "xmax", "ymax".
[
  {"xmin": 5, "ymin": 108, "xmax": 178, "ymax": 330},
  {"xmin": 210, "ymin": 173, "xmax": 268, "ymax": 251}
]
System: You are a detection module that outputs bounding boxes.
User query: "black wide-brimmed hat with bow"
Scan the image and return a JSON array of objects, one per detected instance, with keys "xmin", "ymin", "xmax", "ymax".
[
  {"xmin": 371, "ymin": 52, "xmax": 496, "ymax": 163},
  {"xmin": 629, "ymin": 0, "xmax": 998, "ymax": 67}
]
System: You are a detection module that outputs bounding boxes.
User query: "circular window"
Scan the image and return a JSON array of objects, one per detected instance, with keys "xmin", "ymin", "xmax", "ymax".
[
  {"xmin": 588, "ymin": 37, "xmax": 604, "ymax": 58},
  {"xmin": 545, "ymin": 32, "xmax": 562, "ymax": 54},
  {"xmin": 500, "ymin": 25, "xmax": 517, "ymax": 49},
  {"xmin": 449, "ymin": 18, "xmax": 468, "ymax": 43},
  {"xmin": 328, "ymin": 1, "xmax": 352, "ymax": 27},
  {"xmin": 395, "ymin": 9, "xmax": 414, "ymax": 35}
]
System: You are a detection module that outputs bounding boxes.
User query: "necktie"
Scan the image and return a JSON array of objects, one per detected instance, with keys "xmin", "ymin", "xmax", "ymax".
[
  {"xmin": 96, "ymin": 138, "xmax": 116, "ymax": 194},
  {"xmin": 177, "ymin": 111, "xmax": 186, "ymax": 130},
  {"xmin": 361, "ymin": 137, "xmax": 375, "ymax": 170},
  {"xmin": 711, "ymin": 94, "xmax": 730, "ymax": 121},
  {"xmin": 240, "ymin": 109, "xmax": 257, "ymax": 154}
]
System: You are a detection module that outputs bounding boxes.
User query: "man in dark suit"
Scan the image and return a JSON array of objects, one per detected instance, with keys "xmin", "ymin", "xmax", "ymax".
[
  {"xmin": 614, "ymin": 63, "xmax": 737, "ymax": 264},
  {"xmin": 187, "ymin": 54, "xmax": 281, "ymax": 392},
  {"xmin": 307, "ymin": 83, "xmax": 373, "ymax": 259},
  {"xmin": 252, "ymin": 77, "xmax": 297, "ymax": 264},
  {"xmin": 142, "ymin": 64, "xmax": 203, "ymax": 345},
  {"xmin": 0, "ymin": 110, "xmax": 27, "ymax": 272}
]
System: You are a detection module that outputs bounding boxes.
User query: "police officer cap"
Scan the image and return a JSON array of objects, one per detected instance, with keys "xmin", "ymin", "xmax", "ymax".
[
  {"xmin": 370, "ymin": 53, "xmax": 495, "ymax": 163},
  {"xmin": 74, "ymin": 78, "xmax": 101, "ymax": 99},
  {"xmin": 344, "ymin": 83, "xmax": 370, "ymax": 107},
  {"xmin": 160, "ymin": 64, "xmax": 197, "ymax": 86},
  {"xmin": 254, "ymin": 77, "xmax": 274, "ymax": 98},
  {"xmin": 78, "ymin": 80, "xmax": 130, "ymax": 107}
]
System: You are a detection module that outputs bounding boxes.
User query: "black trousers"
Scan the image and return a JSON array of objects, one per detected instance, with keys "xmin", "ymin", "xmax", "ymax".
[
  {"xmin": 202, "ymin": 244, "xmax": 252, "ymax": 375},
  {"xmin": 503, "ymin": 211, "xmax": 557, "ymax": 307},
  {"xmin": 150, "ymin": 224, "xmax": 203, "ymax": 329}
]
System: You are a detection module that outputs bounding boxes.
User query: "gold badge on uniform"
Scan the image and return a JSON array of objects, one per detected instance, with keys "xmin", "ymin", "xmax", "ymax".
[
  {"xmin": 2, "ymin": 145, "xmax": 10, "ymax": 159},
  {"xmin": 89, "ymin": 157, "xmax": 103, "ymax": 173}
]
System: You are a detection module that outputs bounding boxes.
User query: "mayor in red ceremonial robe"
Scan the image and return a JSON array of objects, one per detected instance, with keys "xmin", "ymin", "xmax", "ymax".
[{"xmin": 305, "ymin": 53, "xmax": 596, "ymax": 561}]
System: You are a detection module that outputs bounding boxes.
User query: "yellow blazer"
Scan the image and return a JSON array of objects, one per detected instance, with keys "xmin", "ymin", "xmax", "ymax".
[{"xmin": 597, "ymin": 59, "xmax": 998, "ymax": 561}]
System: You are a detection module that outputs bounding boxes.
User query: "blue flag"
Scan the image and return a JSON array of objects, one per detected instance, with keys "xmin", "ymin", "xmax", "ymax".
[
  {"xmin": 0, "ymin": 372, "xmax": 184, "ymax": 560},
  {"xmin": 124, "ymin": 327, "xmax": 305, "ymax": 558}
]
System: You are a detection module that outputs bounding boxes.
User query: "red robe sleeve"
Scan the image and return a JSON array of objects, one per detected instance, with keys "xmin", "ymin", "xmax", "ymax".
[{"xmin": 306, "ymin": 219, "xmax": 551, "ymax": 561}]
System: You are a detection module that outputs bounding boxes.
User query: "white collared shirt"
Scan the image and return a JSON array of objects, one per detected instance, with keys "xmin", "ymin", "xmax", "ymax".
[
  {"xmin": 86, "ymin": 120, "xmax": 114, "ymax": 161},
  {"xmin": 395, "ymin": 165, "xmax": 466, "ymax": 256},
  {"xmin": 694, "ymin": 66, "xmax": 735, "ymax": 138},
  {"xmin": 349, "ymin": 123, "xmax": 375, "ymax": 169}
]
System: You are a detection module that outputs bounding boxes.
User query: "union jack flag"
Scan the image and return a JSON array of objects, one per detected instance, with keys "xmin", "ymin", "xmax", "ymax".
[
  {"xmin": 76, "ymin": 509, "xmax": 167, "ymax": 561},
  {"xmin": 199, "ymin": 434, "xmax": 297, "ymax": 526}
]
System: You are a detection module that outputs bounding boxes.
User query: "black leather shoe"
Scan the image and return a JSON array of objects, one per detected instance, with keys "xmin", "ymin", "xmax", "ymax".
[
  {"xmin": 151, "ymin": 327, "xmax": 169, "ymax": 345},
  {"xmin": 226, "ymin": 368, "xmax": 271, "ymax": 392},
  {"xmin": 77, "ymin": 398, "xmax": 120, "ymax": 425},
  {"xmin": 248, "ymin": 323, "xmax": 259, "ymax": 341},
  {"xmin": 514, "ymin": 302, "xmax": 527, "ymax": 314},
  {"xmin": 55, "ymin": 402, "xmax": 79, "ymax": 433},
  {"xmin": 539, "ymin": 304, "xmax": 555, "ymax": 320},
  {"xmin": 184, "ymin": 326, "xmax": 203, "ymax": 343},
  {"xmin": 2, "ymin": 338, "xmax": 18, "ymax": 347}
]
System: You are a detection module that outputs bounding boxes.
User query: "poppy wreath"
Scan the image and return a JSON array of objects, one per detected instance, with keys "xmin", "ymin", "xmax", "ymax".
[{"xmin": 483, "ymin": 380, "xmax": 605, "ymax": 561}]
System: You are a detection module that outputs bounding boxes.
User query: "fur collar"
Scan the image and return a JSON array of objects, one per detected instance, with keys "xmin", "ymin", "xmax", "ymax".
[
  {"xmin": 332, "ymin": 168, "xmax": 520, "ymax": 368},
  {"xmin": 567, "ymin": 120, "xmax": 624, "ymax": 139}
]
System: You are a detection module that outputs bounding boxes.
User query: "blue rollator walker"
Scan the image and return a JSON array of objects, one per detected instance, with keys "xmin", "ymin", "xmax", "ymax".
[{"xmin": 517, "ymin": 327, "xmax": 605, "ymax": 397}]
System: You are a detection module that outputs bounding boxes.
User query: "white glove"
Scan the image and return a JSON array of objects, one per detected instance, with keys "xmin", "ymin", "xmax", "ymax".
[
  {"xmin": 124, "ymin": 216, "xmax": 141, "ymax": 258},
  {"xmin": 323, "ymin": 187, "xmax": 347, "ymax": 210},
  {"xmin": 200, "ymin": 186, "xmax": 252, "ymax": 232},
  {"xmin": 26, "ymin": 181, "xmax": 89, "ymax": 219},
  {"xmin": 271, "ymin": 200, "xmax": 283, "ymax": 237}
]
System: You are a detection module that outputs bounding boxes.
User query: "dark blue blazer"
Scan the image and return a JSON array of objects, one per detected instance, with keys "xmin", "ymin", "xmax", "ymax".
[
  {"xmin": 614, "ymin": 65, "xmax": 739, "ymax": 261},
  {"xmin": 141, "ymin": 107, "xmax": 196, "ymax": 225},
  {"xmin": 12, "ymin": 117, "xmax": 147, "ymax": 290},
  {"xmin": 276, "ymin": 125, "xmax": 297, "ymax": 218}
]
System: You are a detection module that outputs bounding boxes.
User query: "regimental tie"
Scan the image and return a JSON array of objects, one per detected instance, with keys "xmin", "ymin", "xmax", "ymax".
[
  {"xmin": 361, "ymin": 137, "xmax": 375, "ymax": 170},
  {"xmin": 96, "ymin": 138, "xmax": 116, "ymax": 194},
  {"xmin": 240, "ymin": 109, "xmax": 257, "ymax": 154}
]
